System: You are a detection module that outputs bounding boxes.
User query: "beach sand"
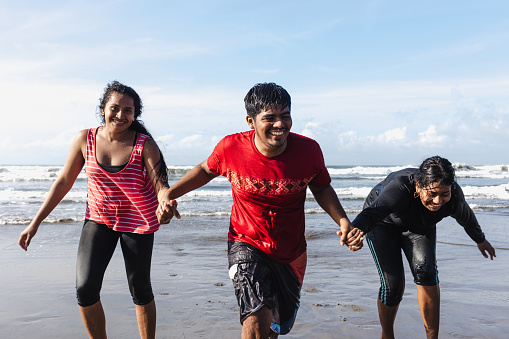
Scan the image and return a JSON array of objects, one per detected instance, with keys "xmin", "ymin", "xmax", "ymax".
[{"xmin": 1, "ymin": 212, "xmax": 507, "ymax": 338}]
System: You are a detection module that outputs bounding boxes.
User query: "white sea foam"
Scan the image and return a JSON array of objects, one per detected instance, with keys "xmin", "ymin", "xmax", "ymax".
[
  {"xmin": 0, "ymin": 188, "xmax": 86, "ymax": 203},
  {"xmin": 462, "ymin": 183, "xmax": 509, "ymax": 200},
  {"xmin": 0, "ymin": 166, "xmax": 87, "ymax": 182},
  {"xmin": 327, "ymin": 165, "xmax": 410, "ymax": 177},
  {"xmin": 181, "ymin": 189, "xmax": 232, "ymax": 198},
  {"xmin": 333, "ymin": 186, "xmax": 373, "ymax": 198},
  {"xmin": 454, "ymin": 164, "xmax": 509, "ymax": 179},
  {"xmin": 2, "ymin": 164, "xmax": 508, "ymax": 181}
]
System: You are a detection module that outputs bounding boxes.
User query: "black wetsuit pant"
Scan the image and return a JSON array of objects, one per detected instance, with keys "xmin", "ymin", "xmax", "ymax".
[
  {"xmin": 366, "ymin": 224, "xmax": 438, "ymax": 307},
  {"xmin": 76, "ymin": 220, "xmax": 154, "ymax": 307}
]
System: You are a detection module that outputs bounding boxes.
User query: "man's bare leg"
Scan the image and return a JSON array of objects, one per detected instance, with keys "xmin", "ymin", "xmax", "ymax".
[{"xmin": 241, "ymin": 306, "xmax": 272, "ymax": 339}]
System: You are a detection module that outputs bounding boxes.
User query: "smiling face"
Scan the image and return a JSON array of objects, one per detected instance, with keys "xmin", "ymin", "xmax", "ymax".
[
  {"xmin": 416, "ymin": 182, "xmax": 452, "ymax": 211},
  {"xmin": 102, "ymin": 92, "xmax": 135, "ymax": 133},
  {"xmin": 246, "ymin": 105, "xmax": 292, "ymax": 157}
]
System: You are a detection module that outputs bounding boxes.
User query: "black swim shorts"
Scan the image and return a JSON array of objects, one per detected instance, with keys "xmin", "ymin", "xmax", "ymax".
[{"xmin": 228, "ymin": 241, "xmax": 306, "ymax": 335}]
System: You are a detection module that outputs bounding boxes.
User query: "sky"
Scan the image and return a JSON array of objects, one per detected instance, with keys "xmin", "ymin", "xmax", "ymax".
[{"xmin": 1, "ymin": 0, "xmax": 508, "ymax": 166}]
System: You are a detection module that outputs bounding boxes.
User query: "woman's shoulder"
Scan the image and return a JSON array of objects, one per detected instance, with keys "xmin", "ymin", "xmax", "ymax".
[
  {"xmin": 72, "ymin": 128, "xmax": 91, "ymax": 144},
  {"xmin": 140, "ymin": 135, "xmax": 160, "ymax": 158}
]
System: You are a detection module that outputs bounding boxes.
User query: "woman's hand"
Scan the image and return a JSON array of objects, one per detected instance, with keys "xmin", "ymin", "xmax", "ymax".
[
  {"xmin": 477, "ymin": 239, "xmax": 496, "ymax": 260},
  {"xmin": 18, "ymin": 223, "xmax": 39, "ymax": 251},
  {"xmin": 347, "ymin": 228, "xmax": 364, "ymax": 251},
  {"xmin": 336, "ymin": 218, "xmax": 364, "ymax": 251}
]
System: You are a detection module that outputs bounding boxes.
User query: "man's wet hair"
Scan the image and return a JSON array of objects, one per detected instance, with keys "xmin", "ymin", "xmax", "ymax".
[{"xmin": 244, "ymin": 82, "xmax": 291, "ymax": 118}]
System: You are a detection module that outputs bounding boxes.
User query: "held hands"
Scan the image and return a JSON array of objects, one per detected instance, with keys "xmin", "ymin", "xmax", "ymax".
[
  {"xmin": 477, "ymin": 239, "xmax": 496, "ymax": 260},
  {"xmin": 156, "ymin": 199, "xmax": 181, "ymax": 224},
  {"xmin": 337, "ymin": 219, "xmax": 364, "ymax": 251}
]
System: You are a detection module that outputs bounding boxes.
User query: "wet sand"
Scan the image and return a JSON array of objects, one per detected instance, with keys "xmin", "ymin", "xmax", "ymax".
[{"xmin": 1, "ymin": 213, "xmax": 507, "ymax": 338}]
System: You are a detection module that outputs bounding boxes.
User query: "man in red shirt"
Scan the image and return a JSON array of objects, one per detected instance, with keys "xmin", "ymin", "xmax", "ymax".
[{"xmin": 158, "ymin": 82, "xmax": 363, "ymax": 338}]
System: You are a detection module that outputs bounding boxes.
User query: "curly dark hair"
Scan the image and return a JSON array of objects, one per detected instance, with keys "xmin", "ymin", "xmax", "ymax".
[
  {"xmin": 244, "ymin": 82, "xmax": 291, "ymax": 118},
  {"xmin": 97, "ymin": 80, "xmax": 168, "ymax": 184},
  {"xmin": 414, "ymin": 156, "xmax": 455, "ymax": 188}
]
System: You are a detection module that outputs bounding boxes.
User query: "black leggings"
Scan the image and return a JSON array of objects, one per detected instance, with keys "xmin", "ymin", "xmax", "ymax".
[
  {"xmin": 366, "ymin": 225, "xmax": 438, "ymax": 307},
  {"xmin": 76, "ymin": 220, "xmax": 154, "ymax": 307}
]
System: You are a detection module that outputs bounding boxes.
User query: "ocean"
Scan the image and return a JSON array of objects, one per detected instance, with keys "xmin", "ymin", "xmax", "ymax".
[{"xmin": 1, "ymin": 164, "xmax": 508, "ymax": 248}]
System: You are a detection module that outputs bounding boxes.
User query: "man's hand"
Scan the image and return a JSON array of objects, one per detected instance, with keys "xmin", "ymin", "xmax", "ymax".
[
  {"xmin": 336, "ymin": 218, "xmax": 364, "ymax": 251},
  {"xmin": 344, "ymin": 227, "xmax": 364, "ymax": 251}
]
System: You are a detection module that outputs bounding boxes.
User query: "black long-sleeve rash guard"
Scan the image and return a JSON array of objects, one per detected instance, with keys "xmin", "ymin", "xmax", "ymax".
[{"xmin": 352, "ymin": 168, "xmax": 486, "ymax": 244}]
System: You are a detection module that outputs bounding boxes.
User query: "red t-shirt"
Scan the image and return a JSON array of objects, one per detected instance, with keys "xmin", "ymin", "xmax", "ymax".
[{"xmin": 207, "ymin": 130, "xmax": 331, "ymax": 264}]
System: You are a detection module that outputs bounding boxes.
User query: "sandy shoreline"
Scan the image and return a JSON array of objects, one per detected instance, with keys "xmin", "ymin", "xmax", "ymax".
[{"xmin": 1, "ymin": 213, "xmax": 507, "ymax": 338}]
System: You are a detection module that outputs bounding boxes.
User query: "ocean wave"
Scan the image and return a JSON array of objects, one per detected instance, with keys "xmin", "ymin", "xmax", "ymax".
[
  {"xmin": 0, "ymin": 215, "xmax": 83, "ymax": 225},
  {"xmin": 305, "ymin": 206, "xmax": 362, "ymax": 215},
  {"xmin": 178, "ymin": 211, "xmax": 231, "ymax": 217},
  {"xmin": 454, "ymin": 164, "xmax": 509, "ymax": 179},
  {"xmin": 462, "ymin": 183, "xmax": 509, "ymax": 200},
  {"xmin": 467, "ymin": 203, "xmax": 509, "ymax": 212},
  {"xmin": 327, "ymin": 165, "xmax": 409, "ymax": 178},
  {"xmin": 2, "ymin": 164, "xmax": 508, "ymax": 182},
  {"xmin": 326, "ymin": 164, "xmax": 509, "ymax": 179},
  {"xmin": 175, "ymin": 186, "xmax": 374, "ymax": 200},
  {"xmin": 177, "ymin": 190, "xmax": 232, "ymax": 200},
  {"xmin": 0, "ymin": 188, "xmax": 86, "ymax": 203},
  {"xmin": 0, "ymin": 166, "xmax": 87, "ymax": 182},
  {"xmin": 333, "ymin": 186, "xmax": 373, "ymax": 199}
]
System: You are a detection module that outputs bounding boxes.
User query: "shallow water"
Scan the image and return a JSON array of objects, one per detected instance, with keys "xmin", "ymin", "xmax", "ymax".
[{"xmin": 1, "ymin": 211, "xmax": 507, "ymax": 338}]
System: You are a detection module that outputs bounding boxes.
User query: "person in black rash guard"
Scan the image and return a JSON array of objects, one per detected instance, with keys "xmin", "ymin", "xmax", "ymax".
[{"xmin": 351, "ymin": 156, "xmax": 496, "ymax": 339}]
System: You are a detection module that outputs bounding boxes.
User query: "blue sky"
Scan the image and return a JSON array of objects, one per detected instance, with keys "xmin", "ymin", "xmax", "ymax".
[{"xmin": 1, "ymin": 0, "xmax": 508, "ymax": 166}]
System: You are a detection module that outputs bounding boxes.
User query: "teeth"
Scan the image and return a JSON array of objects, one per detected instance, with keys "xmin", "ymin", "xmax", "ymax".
[{"xmin": 271, "ymin": 131, "xmax": 284, "ymax": 136}]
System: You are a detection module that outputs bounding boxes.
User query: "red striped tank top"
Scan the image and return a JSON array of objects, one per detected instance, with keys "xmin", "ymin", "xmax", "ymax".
[{"xmin": 85, "ymin": 127, "xmax": 160, "ymax": 234}]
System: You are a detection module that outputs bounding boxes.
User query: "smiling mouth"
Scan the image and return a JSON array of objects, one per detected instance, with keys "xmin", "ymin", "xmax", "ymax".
[{"xmin": 269, "ymin": 130, "xmax": 285, "ymax": 136}]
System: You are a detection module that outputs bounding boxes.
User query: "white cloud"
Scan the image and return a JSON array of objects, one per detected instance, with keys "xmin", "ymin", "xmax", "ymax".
[
  {"xmin": 336, "ymin": 131, "xmax": 365, "ymax": 149},
  {"xmin": 174, "ymin": 134, "xmax": 219, "ymax": 151},
  {"xmin": 155, "ymin": 134, "xmax": 175, "ymax": 144},
  {"xmin": 377, "ymin": 127, "xmax": 407, "ymax": 143},
  {"xmin": 300, "ymin": 122, "xmax": 320, "ymax": 139},
  {"xmin": 418, "ymin": 125, "xmax": 446, "ymax": 146}
]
